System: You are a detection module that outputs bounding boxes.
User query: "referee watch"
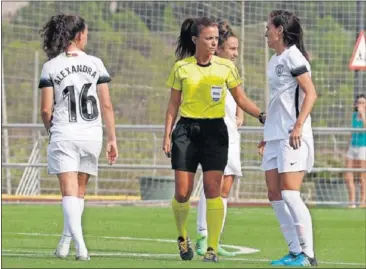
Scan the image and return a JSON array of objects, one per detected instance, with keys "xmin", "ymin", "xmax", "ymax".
[{"xmin": 258, "ymin": 112, "xmax": 266, "ymax": 124}]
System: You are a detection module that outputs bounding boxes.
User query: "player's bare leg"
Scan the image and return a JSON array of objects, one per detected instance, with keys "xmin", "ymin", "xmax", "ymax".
[{"xmin": 78, "ymin": 172, "xmax": 90, "ymax": 214}]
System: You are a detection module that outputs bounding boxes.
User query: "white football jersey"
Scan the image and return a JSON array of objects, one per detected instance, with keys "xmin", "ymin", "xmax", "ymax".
[
  {"xmin": 39, "ymin": 51, "xmax": 111, "ymax": 143},
  {"xmin": 264, "ymin": 45, "xmax": 313, "ymax": 142},
  {"xmin": 224, "ymin": 90, "xmax": 240, "ymax": 143}
]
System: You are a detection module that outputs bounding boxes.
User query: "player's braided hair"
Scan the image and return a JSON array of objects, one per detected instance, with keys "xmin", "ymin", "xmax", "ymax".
[
  {"xmin": 269, "ymin": 10, "xmax": 309, "ymax": 60},
  {"xmin": 40, "ymin": 13, "xmax": 86, "ymax": 60},
  {"xmin": 217, "ymin": 20, "xmax": 236, "ymax": 47},
  {"xmin": 175, "ymin": 17, "xmax": 218, "ymax": 60}
]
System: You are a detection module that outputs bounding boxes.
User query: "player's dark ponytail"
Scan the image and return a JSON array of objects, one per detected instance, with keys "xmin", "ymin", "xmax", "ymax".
[
  {"xmin": 269, "ymin": 10, "xmax": 309, "ymax": 61},
  {"xmin": 175, "ymin": 17, "xmax": 218, "ymax": 60},
  {"xmin": 40, "ymin": 13, "xmax": 86, "ymax": 60}
]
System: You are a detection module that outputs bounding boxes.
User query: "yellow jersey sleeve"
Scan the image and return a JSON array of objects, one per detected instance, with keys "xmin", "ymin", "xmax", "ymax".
[
  {"xmin": 226, "ymin": 61, "xmax": 243, "ymax": 89},
  {"xmin": 166, "ymin": 62, "xmax": 183, "ymax": 90}
]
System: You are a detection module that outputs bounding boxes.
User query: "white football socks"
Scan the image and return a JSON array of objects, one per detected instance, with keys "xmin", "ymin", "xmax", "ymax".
[
  {"xmin": 221, "ymin": 197, "xmax": 228, "ymax": 234},
  {"xmin": 60, "ymin": 197, "xmax": 85, "ymax": 245},
  {"xmin": 61, "ymin": 196, "xmax": 87, "ymax": 254},
  {"xmin": 281, "ymin": 190, "xmax": 314, "ymax": 258},
  {"xmin": 271, "ymin": 200, "xmax": 302, "ymax": 254},
  {"xmin": 197, "ymin": 191, "xmax": 208, "ymax": 237}
]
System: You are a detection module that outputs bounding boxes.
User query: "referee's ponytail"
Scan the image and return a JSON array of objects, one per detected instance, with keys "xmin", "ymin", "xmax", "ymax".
[
  {"xmin": 175, "ymin": 17, "xmax": 218, "ymax": 60},
  {"xmin": 269, "ymin": 10, "xmax": 309, "ymax": 61},
  {"xmin": 40, "ymin": 13, "xmax": 86, "ymax": 60}
]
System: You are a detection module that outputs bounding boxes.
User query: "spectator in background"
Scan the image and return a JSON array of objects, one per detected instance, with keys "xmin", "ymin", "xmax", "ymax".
[{"xmin": 344, "ymin": 94, "xmax": 366, "ymax": 208}]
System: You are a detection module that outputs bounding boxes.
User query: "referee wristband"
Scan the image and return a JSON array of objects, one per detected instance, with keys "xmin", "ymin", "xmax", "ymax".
[{"xmin": 258, "ymin": 112, "xmax": 266, "ymax": 124}]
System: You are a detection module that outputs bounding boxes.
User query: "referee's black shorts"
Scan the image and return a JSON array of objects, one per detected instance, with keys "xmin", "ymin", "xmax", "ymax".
[{"xmin": 171, "ymin": 117, "xmax": 229, "ymax": 173}]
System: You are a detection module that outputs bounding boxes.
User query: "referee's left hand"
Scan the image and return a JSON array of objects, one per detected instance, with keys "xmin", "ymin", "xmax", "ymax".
[
  {"xmin": 162, "ymin": 135, "xmax": 171, "ymax": 158},
  {"xmin": 289, "ymin": 124, "xmax": 303, "ymax": 150}
]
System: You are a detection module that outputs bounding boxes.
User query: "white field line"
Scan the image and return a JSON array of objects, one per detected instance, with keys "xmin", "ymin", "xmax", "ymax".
[
  {"xmin": 3, "ymin": 232, "xmax": 365, "ymax": 266},
  {"xmin": 7, "ymin": 232, "xmax": 259, "ymax": 255}
]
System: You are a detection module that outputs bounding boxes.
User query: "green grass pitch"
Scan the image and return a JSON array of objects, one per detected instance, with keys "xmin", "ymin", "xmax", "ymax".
[{"xmin": 1, "ymin": 205, "xmax": 365, "ymax": 268}]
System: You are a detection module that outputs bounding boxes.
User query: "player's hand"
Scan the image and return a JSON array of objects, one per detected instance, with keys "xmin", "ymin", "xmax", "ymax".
[
  {"xmin": 289, "ymin": 123, "xmax": 303, "ymax": 150},
  {"xmin": 257, "ymin": 139, "xmax": 266, "ymax": 156},
  {"xmin": 106, "ymin": 140, "xmax": 118, "ymax": 165},
  {"xmin": 162, "ymin": 134, "xmax": 171, "ymax": 158},
  {"xmin": 236, "ymin": 116, "xmax": 244, "ymax": 127}
]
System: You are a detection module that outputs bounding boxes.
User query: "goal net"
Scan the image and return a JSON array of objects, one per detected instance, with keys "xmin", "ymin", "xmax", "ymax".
[{"xmin": 2, "ymin": 1, "xmax": 365, "ymax": 206}]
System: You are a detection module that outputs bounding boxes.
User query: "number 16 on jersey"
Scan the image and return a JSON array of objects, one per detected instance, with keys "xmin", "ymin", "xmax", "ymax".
[{"xmin": 62, "ymin": 83, "xmax": 99, "ymax": 122}]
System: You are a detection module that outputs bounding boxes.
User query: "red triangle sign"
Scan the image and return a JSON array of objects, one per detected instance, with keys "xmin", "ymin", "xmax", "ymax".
[{"xmin": 349, "ymin": 30, "xmax": 366, "ymax": 70}]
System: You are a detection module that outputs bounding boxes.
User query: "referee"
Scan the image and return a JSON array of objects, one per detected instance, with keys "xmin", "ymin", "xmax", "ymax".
[{"xmin": 162, "ymin": 17, "xmax": 265, "ymax": 263}]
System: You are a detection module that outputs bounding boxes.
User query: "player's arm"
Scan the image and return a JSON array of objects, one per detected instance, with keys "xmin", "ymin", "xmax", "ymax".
[
  {"xmin": 40, "ymin": 87, "xmax": 54, "ymax": 131},
  {"xmin": 294, "ymin": 73, "xmax": 317, "ymax": 128},
  {"xmin": 98, "ymin": 83, "xmax": 118, "ymax": 164},
  {"xmin": 288, "ymin": 49, "xmax": 317, "ymax": 129},
  {"xmin": 97, "ymin": 83, "xmax": 116, "ymax": 143}
]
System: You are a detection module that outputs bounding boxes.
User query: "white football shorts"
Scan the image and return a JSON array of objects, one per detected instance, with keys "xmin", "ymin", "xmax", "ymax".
[
  {"xmin": 346, "ymin": 146, "xmax": 366, "ymax": 161},
  {"xmin": 261, "ymin": 138, "xmax": 314, "ymax": 173},
  {"xmin": 224, "ymin": 139, "xmax": 242, "ymax": 177},
  {"xmin": 47, "ymin": 140, "xmax": 103, "ymax": 176}
]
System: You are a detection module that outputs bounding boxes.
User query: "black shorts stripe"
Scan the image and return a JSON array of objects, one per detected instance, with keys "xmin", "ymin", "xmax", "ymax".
[{"xmin": 291, "ymin": 66, "xmax": 308, "ymax": 77}]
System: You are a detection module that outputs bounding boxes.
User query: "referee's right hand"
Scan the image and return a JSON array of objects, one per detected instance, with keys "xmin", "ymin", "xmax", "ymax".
[{"xmin": 163, "ymin": 135, "xmax": 171, "ymax": 158}]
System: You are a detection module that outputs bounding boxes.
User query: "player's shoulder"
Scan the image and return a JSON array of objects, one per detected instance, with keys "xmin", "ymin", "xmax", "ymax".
[
  {"xmin": 269, "ymin": 53, "xmax": 277, "ymax": 63},
  {"xmin": 87, "ymin": 54, "xmax": 103, "ymax": 63},
  {"xmin": 42, "ymin": 53, "xmax": 64, "ymax": 70},
  {"xmin": 212, "ymin": 55, "xmax": 235, "ymax": 69},
  {"xmin": 82, "ymin": 53, "xmax": 105, "ymax": 67},
  {"xmin": 287, "ymin": 45, "xmax": 306, "ymax": 61}
]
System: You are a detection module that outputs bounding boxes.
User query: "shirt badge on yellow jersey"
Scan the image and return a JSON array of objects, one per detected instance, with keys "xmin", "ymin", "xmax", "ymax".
[{"xmin": 211, "ymin": 86, "xmax": 223, "ymax": 102}]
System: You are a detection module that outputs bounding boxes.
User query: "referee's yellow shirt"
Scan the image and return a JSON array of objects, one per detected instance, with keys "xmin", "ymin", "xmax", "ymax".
[{"xmin": 166, "ymin": 55, "xmax": 243, "ymax": 119}]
